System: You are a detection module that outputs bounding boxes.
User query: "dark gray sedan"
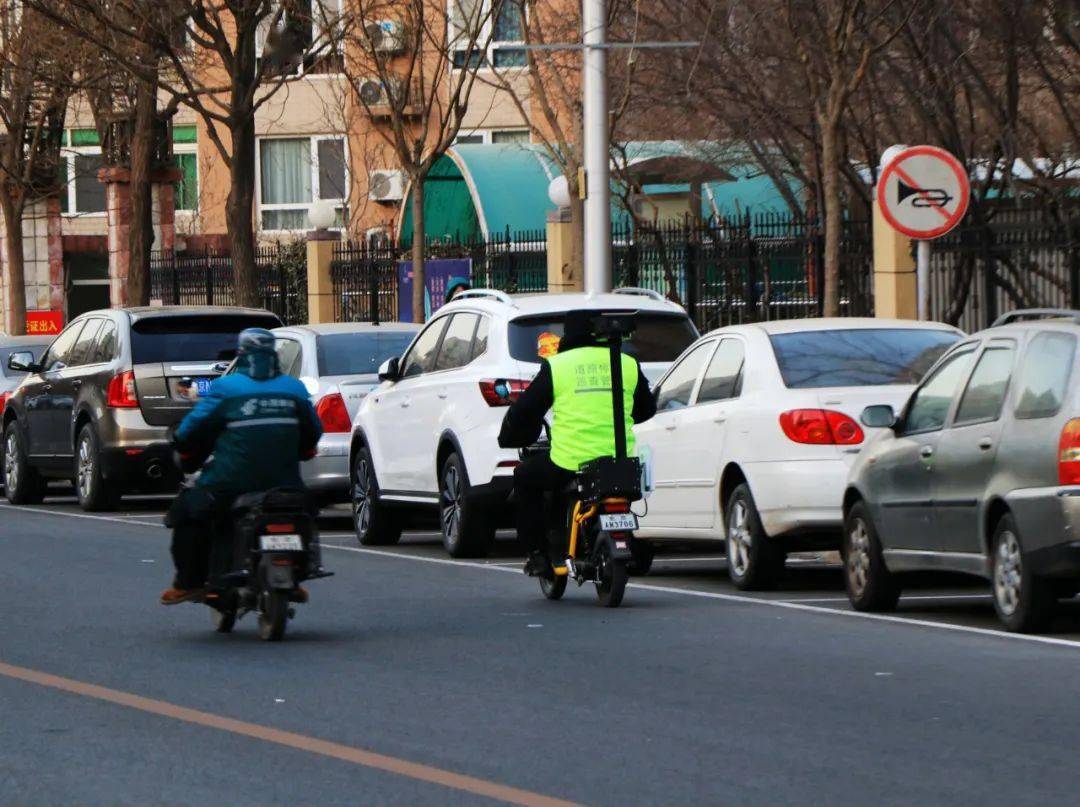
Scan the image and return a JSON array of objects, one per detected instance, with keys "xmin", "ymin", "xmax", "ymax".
[{"xmin": 843, "ymin": 310, "xmax": 1080, "ymax": 632}]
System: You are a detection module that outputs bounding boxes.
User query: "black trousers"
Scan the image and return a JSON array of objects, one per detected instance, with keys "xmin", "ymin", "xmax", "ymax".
[
  {"xmin": 166, "ymin": 487, "xmax": 232, "ymax": 589},
  {"xmin": 513, "ymin": 454, "xmax": 576, "ymax": 557}
]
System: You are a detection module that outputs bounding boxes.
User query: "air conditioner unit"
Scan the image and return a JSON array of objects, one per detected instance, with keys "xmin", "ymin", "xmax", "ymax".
[
  {"xmin": 368, "ymin": 169, "xmax": 405, "ymax": 202},
  {"xmin": 357, "ymin": 75, "xmax": 407, "ymax": 107},
  {"xmin": 365, "ymin": 20, "xmax": 404, "ymax": 53}
]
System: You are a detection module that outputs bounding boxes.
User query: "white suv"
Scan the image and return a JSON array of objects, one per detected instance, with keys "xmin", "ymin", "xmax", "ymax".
[{"xmin": 348, "ymin": 288, "xmax": 698, "ymax": 557}]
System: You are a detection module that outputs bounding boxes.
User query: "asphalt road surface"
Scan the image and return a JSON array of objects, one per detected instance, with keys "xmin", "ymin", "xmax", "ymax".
[{"xmin": 4, "ymin": 495, "xmax": 1080, "ymax": 806}]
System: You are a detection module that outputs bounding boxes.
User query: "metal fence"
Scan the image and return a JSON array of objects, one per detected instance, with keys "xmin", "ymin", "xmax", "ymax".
[
  {"xmin": 927, "ymin": 204, "xmax": 1080, "ymax": 332},
  {"xmin": 613, "ymin": 214, "xmax": 874, "ymax": 331},
  {"xmin": 330, "ymin": 240, "xmax": 399, "ymax": 324},
  {"xmin": 149, "ymin": 243, "xmax": 308, "ymax": 325}
]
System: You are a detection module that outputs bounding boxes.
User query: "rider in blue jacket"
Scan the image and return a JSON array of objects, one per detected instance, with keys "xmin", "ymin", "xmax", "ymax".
[{"xmin": 160, "ymin": 328, "xmax": 323, "ymax": 605}]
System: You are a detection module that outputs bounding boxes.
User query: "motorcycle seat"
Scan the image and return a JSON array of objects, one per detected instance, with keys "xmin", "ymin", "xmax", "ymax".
[{"xmin": 231, "ymin": 488, "xmax": 315, "ymax": 517}]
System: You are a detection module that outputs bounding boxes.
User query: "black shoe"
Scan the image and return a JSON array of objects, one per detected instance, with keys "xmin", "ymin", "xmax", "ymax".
[{"xmin": 523, "ymin": 551, "xmax": 552, "ymax": 577}]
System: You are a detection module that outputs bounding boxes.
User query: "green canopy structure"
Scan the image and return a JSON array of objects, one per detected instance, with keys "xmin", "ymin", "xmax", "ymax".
[{"xmin": 397, "ymin": 141, "xmax": 803, "ymax": 241}]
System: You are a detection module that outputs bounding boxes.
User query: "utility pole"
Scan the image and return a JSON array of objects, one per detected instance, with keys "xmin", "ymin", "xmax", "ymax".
[{"xmin": 582, "ymin": 0, "xmax": 611, "ymax": 295}]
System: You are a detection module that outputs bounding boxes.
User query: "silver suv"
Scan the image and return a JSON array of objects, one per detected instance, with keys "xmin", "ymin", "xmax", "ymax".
[
  {"xmin": 2, "ymin": 306, "xmax": 281, "ymax": 511},
  {"xmin": 844, "ymin": 309, "xmax": 1080, "ymax": 632}
]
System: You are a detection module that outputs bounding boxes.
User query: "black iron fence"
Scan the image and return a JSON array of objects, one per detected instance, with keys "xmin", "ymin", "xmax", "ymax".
[
  {"xmin": 331, "ymin": 240, "xmax": 399, "ymax": 324},
  {"xmin": 614, "ymin": 214, "xmax": 873, "ymax": 331},
  {"xmin": 149, "ymin": 242, "xmax": 308, "ymax": 325},
  {"xmin": 927, "ymin": 204, "xmax": 1080, "ymax": 332}
]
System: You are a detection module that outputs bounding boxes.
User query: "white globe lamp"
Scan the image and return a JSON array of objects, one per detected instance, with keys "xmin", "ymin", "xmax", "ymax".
[
  {"xmin": 308, "ymin": 199, "xmax": 337, "ymax": 231},
  {"xmin": 547, "ymin": 175, "xmax": 571, "ymax": 210}
]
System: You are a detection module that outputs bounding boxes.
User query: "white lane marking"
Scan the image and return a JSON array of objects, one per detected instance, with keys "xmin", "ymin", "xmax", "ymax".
[
  {"xmin": 783, "ymin": 594, "xmax": 991, "ymax": 604},
  {"xmin": 8, "ymin": 504, "xmax": 1080, "ymax": 651},
  {"xmin": 0, "ymin": 504, "xmax": 167, "ymax": 527}
]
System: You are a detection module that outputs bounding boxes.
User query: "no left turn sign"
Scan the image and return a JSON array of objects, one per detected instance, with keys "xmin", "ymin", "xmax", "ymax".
[{"xmin": 878, "ymin": 145, "xmax": 970, "ymax": 239}]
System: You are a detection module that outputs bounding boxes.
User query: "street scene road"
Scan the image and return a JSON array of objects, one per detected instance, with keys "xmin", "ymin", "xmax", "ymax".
[{"xmin": 4, "ymin": 494, "xmax": 1080, "ymax": 805}]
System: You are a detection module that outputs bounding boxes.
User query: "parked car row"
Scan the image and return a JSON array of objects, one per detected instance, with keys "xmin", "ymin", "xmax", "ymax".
[{"xmin": 7, "ymin": 295, "xmax": 1080, "ymax": 633}]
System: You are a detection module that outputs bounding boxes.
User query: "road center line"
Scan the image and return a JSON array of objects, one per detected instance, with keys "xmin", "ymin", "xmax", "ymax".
[
  {"xmin": 0, "ymin": 660, "xmax": 577, "ymax": 807},
  {"xmin": 7, "ymin": 504, "xmax": 1080, "ymax": 651}
]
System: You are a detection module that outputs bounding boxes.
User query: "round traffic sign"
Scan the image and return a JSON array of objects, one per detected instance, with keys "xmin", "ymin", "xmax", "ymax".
[{"xmin": 877, "ymin": 145, "xmax": 970, "ymax": 239}]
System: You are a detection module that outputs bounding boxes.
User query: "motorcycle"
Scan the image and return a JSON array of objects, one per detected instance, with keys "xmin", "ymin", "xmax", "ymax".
[
  {"xmin": 521, "ymin": 312, "xmax": 645, "ymax": 608},
  {"xmin": 169, "ymin": 430, "xmax": 329, "ymax": 641}
]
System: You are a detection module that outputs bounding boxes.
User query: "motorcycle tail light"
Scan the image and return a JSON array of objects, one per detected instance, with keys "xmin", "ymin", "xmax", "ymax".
[
  {"xmin": 601, "ymin": 499, "xmax": 631, "ymax": 513},
  {"xmin": 1058, "ymin": 418, "xmax": 1080, "ymax": 484},
  {"xmin": 265, "ymin": 523, "xmax": 296, "ymax": 533},
  {"xmin": 316, "ymin": 392, "xmax": 351, "ymax": 433},
  {"xmin": 479, "ymin": 378, "xmax": 529, "ymax": 406},
  {"xmin": 107, "ymin": 371, "xmax": 139, "ymax": 408},
  {"xmin": 779, "ymin": 409, "xmax": 864, "ymax": 445},
  {"xmin": 0, "ymin": 392, "xmax": 10, "ymax": 413}
]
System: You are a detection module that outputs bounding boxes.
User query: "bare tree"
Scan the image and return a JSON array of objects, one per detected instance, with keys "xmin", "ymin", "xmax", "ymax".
[
  {"xmin": 0, "ymin": 1, "xmax": 76, "ymax": 334},
  {"xmin": 33, "ymin": 0, "xmax": 343, "ymax": 306},
  {"xmin": 342, "ymin": 0, "xmax": 501, "ymax": 321}
]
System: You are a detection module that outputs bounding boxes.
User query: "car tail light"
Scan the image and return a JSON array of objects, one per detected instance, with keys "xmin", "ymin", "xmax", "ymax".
[
  {"xmin": 779, "ymin": 409, "xmax": 864, "ymax": 445},
  {"xmin": 479, "ymin": 378, "xmax": 530, "ymax": 407},
  {"xmin": 316, "ymin": 392, "xmax": 351, "ymax": 433},
  {"xmin": 0, "ymin": 392, "xmax": 10, "ymax": 413},
  {"xmin": 1058, "ymin": 418, "xmax": 1080, "ymax": 484},
  {"xmin": 107, "ymin": 371, "xmax": 138, "ymax": 408}
]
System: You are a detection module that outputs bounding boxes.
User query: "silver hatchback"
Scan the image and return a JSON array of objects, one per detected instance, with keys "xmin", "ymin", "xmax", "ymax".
[{"xmin": 844, "ymin": 310, "xmax": 1080, "ymax": 632}]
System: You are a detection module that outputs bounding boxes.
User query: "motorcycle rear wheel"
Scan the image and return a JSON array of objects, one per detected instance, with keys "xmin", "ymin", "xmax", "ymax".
[
  {"xmin": 258, "ymin": 588, "xmax": 289, "ymax": 641},
  {"xmin": 211, "ymin": 608, "xmax": 236, "ymax": 633},
  {"xmin": 595, "ymin": 541, "xmax": 628, "ymax": 608}
]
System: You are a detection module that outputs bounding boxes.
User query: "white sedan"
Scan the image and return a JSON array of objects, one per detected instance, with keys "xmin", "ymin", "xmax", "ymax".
[{"xmin": 634, "ymin": 318, "xmax": 962, "ymax": 589}]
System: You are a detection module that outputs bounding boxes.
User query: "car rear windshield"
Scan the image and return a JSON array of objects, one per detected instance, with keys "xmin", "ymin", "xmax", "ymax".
[
  {"xmin": 0, "ymin": 345, "xmax": 46, "ymax": 378},
  {"xmin": 770, "ymin": 328, "xmax": 960, "ymax": 388},
  {"xmin": 131, "ymin": 314, "xmax": 282, "ymax": 364},
  {"xmin": 508, "ymin": 312, "xmax": 697, "ymax": 363},
  {"xmin": 317, "ymin": 331, "xmax": 417, "ymax": 376}
]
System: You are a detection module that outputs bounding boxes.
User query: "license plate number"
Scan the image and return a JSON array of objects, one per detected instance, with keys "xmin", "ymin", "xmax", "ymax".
[
  {"xmin": 598, "ymin": 513, "xmax": 638, "ymax": 532},
  {"xmin": 259, "ymin": 534, "xmax": 304, "ymax": 551}
]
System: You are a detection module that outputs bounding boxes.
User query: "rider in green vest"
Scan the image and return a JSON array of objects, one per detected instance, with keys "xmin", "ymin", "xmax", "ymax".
[{"xmin": 499, "ymin": 310, "xmax": 656, "ymax": 576}]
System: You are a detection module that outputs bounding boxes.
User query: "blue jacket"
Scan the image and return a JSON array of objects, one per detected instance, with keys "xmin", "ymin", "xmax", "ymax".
[{"xmin": 175, "ymin": 372, "xmax": 322, "ymax": 496}]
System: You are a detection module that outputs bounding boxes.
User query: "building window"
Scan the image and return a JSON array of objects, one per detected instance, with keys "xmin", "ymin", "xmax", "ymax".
[
  {"xmin": 174, "ymin": 152, "xmax": 198, "ymax": 212},
  {"xmin": 59, "ymin": 129, "xmax": 106, "ymax": 217},
  {"xmin": 258, "ymin": 135, "xmax": 347, "ymax": 231},
  {"xmin": 256, "ymin": 0, "xmax": 345, "ymax": 77},
  {"xmin": 454, "ymin": 129, "xmax": 530, "ymax": 145},
  {"xmin": 449, "ymin": 0, "xmax": 525, "ymax": 69}
]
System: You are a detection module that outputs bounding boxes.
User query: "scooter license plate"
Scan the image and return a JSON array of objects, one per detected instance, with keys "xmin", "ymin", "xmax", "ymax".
[
  {"xmin": 598, "ymin": 513, "xmax": 638, "ymax": 532},
  {"xmin": 259, "ymin": 534, "xmax": 304, "ymax": 551}
]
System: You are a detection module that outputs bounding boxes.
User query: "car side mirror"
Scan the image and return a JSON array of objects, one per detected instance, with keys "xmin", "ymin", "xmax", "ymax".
[
  {"xmin": 378, "ymin": 356, "xmax": 400, "ymax": 382},
  {"xmin": 860, "ymin": 404, "xmax": 896, "ymax": 429},
  {"xmin": 7, "ymin": 351, "xmax": 38, "ymax": 373}
]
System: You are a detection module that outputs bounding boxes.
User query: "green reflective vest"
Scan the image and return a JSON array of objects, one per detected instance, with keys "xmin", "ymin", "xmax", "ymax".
[{"xmin": 548, "ymin": 346, "xmax": 638, "ymax": 472}]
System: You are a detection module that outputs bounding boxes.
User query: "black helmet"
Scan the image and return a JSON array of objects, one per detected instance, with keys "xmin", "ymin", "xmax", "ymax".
[{"xmin": 237, "ymin": 328, "xmax": 276, "ymax": 356}]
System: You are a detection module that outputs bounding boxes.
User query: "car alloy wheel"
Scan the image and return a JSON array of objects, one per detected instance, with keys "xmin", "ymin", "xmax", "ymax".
[
  {"xmin": 993, "ymin": 528, "xmax": 1023, "ymax": 617},
  {"xmin": 353, "ymin": 456, "xmax": 373, "ymax": 536},
  {"xmin": 846, "ymin": 516, "xmax": 872, "ymax": 598},
  {"xmin": 440, "ymin": 462, "xmax": 462, "ymax": 543},
  {"xmin": 4, "ymin": 431, "xmax": 19, "ymax": 491},
  {"xmin": 726, "ymin": 499, "xmax": 751, "ymax": 578},
  {"xmin": 76, "ymin": 433, "xmax": 94, "ymax": 502}
]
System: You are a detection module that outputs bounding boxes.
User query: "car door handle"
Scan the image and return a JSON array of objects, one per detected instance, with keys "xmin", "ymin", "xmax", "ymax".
[
  {"xmin": 72, "ymin": 379, "xmax": 82, "ymax": 389},
  {"xmin": 978, "ymin": 437, "xmax": 993, "ymax": 451},
  {"xmin": 437, "ymin": 391, "xmax": 448, "ymax": 400},
  {"xmin": 713, "ymin": 415, "xmax": 727, "ymax": 424},
  {"xmin": 400, "ymin": 398, "xmax": 411, "ymax": 408},
  {"xmin": 664, "ymin": 420, "xmax": 679, "ymax": 431},
  {"xmin": 43, "ymin": 384, "xmax": 52, "ymax": 392},
  {"xmin": 920, "ymin": 445, "xmax": 934, "ymax": 458}
]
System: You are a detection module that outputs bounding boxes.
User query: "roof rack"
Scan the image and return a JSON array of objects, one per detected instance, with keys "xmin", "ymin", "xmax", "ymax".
[
  {"xmin": 612, "ymin": 287, "xmax": 666, "ymax": 302},
  {"xmin": 990, "ymin": 308, "xmax": 1080, "ymax": 328},
  {"xmin": 453, "ymin": 289, "xmax": 515, "ymax": 306}
]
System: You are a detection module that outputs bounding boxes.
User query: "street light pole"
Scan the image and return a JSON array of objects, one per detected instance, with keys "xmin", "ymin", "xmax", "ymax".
[{"xmin": 582, "ymin": 0, "xmax": 611, "ymax": 295}]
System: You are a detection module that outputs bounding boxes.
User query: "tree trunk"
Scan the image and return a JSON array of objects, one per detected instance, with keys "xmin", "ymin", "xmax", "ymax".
[
  {"xmin": 126, "ymin": 74, "xmax": 157, "ymax": 307},
  {"xmin": 1, "ymin": 195, "xmax": 26, "ymax": 335},
  {"xmin": 411, "ymin": 177, "xmax": 425, "ymax": 322},
  {"xmin": 820, "ymin": 112, "xmax": 842, "ymax": 317},
  {"xmin": 227, "ymin": 115, "xmax": 259, "ymax": 307}
]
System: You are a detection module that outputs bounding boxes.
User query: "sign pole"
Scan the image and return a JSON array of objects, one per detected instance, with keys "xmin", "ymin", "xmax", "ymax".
[
  {"xmin": 917, "ymin": 240, "xmax": 930, "ymax": 320},
  {"xmin": 582, "ymin": 0, "xmax": 611, "ymax": 295}
]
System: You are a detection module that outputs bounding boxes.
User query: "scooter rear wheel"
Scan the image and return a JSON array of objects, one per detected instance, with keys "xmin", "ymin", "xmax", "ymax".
[
  {"xmin": 595, "ymin": 542, "xmax": 628, "ymax": 608},
  {"xmin": 539, "ymin": 571, "xmax": 567, "ymax": 600}
]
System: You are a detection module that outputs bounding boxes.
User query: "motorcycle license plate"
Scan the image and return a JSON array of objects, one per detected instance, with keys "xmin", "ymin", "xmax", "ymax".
[
  {"xmin": 259, "ymin": 533, "xmax": 304, "ymax": 551},
  {"xmin": 598, "ymin": 513, "xmax": 638, "ymax": 532}
]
